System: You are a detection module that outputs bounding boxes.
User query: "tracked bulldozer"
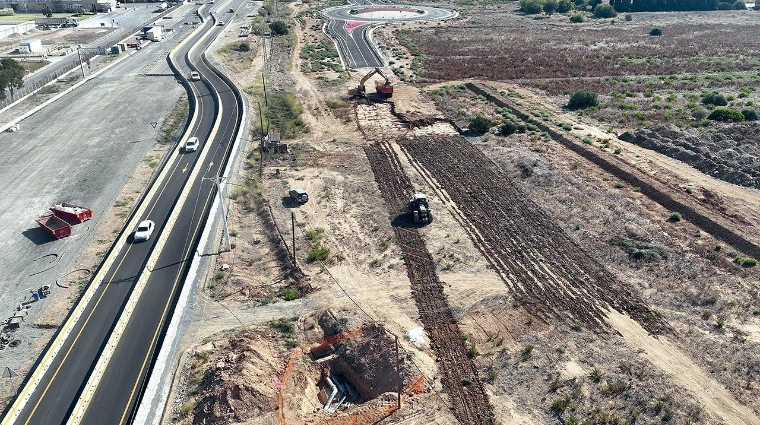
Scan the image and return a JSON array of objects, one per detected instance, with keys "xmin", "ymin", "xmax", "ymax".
[
  {"xmin": 348, "ymin": 67, "xmax": 394, "ymax": 99},
  {"xmin": 408, "ymin": 193, "xmax": 432, "ymax": 224}
]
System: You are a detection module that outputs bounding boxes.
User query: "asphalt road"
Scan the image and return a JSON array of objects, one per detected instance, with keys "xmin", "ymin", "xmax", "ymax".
[
  {"xmin": 0, "ymin": 5, "xmax": 191, "ymax": 383},
  {"xmin": 321, "ymin": 3, "xmax": 456, "ymax": 69},
  {"xmin": 1, "ymin": 2, "xmax": 243, "ymax": 424}
]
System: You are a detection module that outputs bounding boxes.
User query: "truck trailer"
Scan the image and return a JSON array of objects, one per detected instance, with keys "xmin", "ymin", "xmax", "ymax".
[
  {"xmin": 34, "ymin": 17, "xmax": 79, "ymax": 28},
  {"xmin": 145, "ymin": 26, "xmax": 163, "ymax": 41}
]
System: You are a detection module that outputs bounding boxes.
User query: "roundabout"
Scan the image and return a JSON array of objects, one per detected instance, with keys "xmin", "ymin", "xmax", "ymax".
[{"xmin": 321, "ymin": 4, "xmax": 456, "ymax": 69}]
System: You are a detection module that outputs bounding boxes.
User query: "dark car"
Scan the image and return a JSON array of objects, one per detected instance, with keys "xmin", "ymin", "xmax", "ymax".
[{"xmin": 289, "ymin": 188, "xmax": 308, "ymax": 204}]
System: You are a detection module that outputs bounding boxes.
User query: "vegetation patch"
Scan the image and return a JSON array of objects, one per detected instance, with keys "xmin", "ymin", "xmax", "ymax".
[{"xmin": 611, "ymin": 235, "xmax": 668, "ymax": 261}]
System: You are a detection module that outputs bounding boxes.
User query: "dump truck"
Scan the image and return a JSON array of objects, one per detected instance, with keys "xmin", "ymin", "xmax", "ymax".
[
  {"xmin": 34, "ymin": 17, "xmax": 79, "ymax": 28},
  {"xmin": 348, "ymin": 68, "xmax": 393, "ymax": 98},
  {"xmin": 36, "ymin": 214, "xmax": 72, "ymax": 239},
  {"xmin": 409, "ymin": 193, "xmax": 432, "ymax": 224},
  {"xmin": 50, "ymin": 203, "xmax": 92, "ymax": 223}
]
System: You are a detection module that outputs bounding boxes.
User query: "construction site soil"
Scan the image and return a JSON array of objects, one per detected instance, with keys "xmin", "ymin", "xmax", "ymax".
[
  {"xmin": 161, "ymin": 3, "xmax": 760, "ymax": 425},
  {"xmin": 41, "ymin": 4, "xmax": 754, "ymax": 425}
]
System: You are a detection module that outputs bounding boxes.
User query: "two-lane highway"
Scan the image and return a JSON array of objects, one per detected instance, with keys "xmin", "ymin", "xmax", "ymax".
[{"xmin": 4, "ymin": 3, "xmax": 245, "ymax": 425}]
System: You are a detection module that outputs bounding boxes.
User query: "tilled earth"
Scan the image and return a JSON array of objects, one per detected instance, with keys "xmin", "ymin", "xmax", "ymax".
[{"xmin": 364, "ymin": 141, "xmax": 495, "ymax": 424}]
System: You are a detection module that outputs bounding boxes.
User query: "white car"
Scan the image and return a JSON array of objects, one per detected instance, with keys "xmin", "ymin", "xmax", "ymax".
[
  {"xmin": 184, "ymin": 136, "xmax": 200, "ymax": 152},
  {"xmin": 189, "ymin": 70, "xmax": 200, "ymax": 81},
  {"xmin": 134, "ymin": 220, "xmax": 155, "ymax": 242}
]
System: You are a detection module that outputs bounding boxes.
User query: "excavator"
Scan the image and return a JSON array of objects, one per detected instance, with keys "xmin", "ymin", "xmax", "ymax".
[{"xmin": 348, "ymin": 67, "xmax": 394, "ymax": 99}]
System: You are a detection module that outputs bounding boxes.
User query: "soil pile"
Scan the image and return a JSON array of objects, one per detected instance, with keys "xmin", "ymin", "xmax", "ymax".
[{"xmin": 620, "ymin": 123, "xmax": 760, "ymax": 189}]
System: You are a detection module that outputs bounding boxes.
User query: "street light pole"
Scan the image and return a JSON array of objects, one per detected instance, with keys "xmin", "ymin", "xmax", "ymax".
[{"xmin": 204, "ymin": 176, "xmax": 231, "ymax": 252}]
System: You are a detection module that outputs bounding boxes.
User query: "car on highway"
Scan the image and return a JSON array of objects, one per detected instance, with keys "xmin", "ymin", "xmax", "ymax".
[
  {"xmin": 133, "ymin": 220, "xmax": 155, "ymax": 242},
  {"xmin": 184, "ymin": 136, "xmax": 200, "ymax": 152},
  {"xmin": 216, "ymin": 20, "xmax": 224, "ymax": 26},
  {"xmin": 189, "ymin": 70, "xmax": 200, "ymax": 81}
]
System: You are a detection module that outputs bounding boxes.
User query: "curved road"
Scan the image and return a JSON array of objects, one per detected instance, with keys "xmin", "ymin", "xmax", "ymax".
[
  {"xmin": 2, "ymin": 3, "xmax": 245, "ymax": 425},
  {"xmin": 321, "ymin": 2, "xmax": 456, "ymax": 69}
]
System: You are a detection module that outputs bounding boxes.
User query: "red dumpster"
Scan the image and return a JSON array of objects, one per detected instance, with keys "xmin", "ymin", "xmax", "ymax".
[
  {"xmin": 50, "ymin": 203, "xmax": 92, "ymax": 223},
  {"xmin": 36, "ymin": 214, "xmax": 72, "ymax": 239}
]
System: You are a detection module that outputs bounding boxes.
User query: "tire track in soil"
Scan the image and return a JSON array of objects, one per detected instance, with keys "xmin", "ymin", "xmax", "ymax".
[
  {"xmin": 363, "ymin": 142, "xmax": 495, "ymax": 425},
  {"xmin": 395, "ymin": 133, "xmax": 669, "ymax": 335}
]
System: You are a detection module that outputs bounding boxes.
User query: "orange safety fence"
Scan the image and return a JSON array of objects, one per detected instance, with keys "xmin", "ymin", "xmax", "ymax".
[{"xmin": 278, "ymin": 327, "xmax": 424, "ymax": 425}]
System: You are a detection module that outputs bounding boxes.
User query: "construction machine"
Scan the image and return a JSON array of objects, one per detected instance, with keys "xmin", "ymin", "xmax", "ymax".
[
  {"xmin": 408, "ymin": 193, "xmax": 432, "ymax": 224},
  {"xmin": 348, "ymin": 67, "xmax": 394, "ymax": 98}
]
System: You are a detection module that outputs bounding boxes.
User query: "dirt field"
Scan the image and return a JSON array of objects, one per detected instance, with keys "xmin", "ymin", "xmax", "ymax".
[{"xmin": 158, "ymin": 3, "xmax": 760, "ymax": 425}]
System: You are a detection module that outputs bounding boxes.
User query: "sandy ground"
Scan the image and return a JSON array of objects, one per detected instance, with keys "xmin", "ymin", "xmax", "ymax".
[{"xmin": 2, "ymin": 2, "xmax": 758, "ymax": 425}]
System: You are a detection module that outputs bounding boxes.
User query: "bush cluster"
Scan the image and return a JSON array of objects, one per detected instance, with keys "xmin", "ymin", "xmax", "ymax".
[
  {"xmin": 567, "ymin": 90, "xmax": 599, "ymax": 109},
  {"xmin": 520, "ymin": 0, "xmax": 576, "ymax": 14},
  {"xmin": 701, "ymin": 92, "xmax": 728, "ymax": 106},
  {"xmin": 707, "ymin": 108, "xmax": 745, "ymax": 122},
  {"xmin": 593, "ymin": 3, "xmax": 617, "ymax": 17}
]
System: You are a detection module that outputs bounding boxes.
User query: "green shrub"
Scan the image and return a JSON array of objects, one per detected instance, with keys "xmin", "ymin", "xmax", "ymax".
[
  {"xmin": 279, "ymin": 287, "xmax": 301, "ymax": 301},
  {"xmin": 520, "ymin": 0, "xmax": 544, "ymax": 14},
  {"xmin": 500, "ymin": 120, "xmax": 518, "ymax": 136},
  {"xmin": 306, "ymin": 243, "xmax": 330, "ymax": 262},
  {"xmin": 593, "ymin": 3, "xmax": 616, "ymax": 18},
  {"xmin": 692, "ymin": 108, "xmax": 708, "ymax": 120},
  {"xmin": 521, "ymin": 343, "xmax": 535, "ymax": 361},
  {"xmin": 735, "ymin": 257, "xmax": 757, "ymax": 267},
  {"xmin": 270, "ymin": 318, "xmax": 295, "ymax": 334},
  {"xmin": 624, "ymin": 13, "xmax": 632, "ymax": 20},
  {"xmin": 570, "ymin": 13, "xmax": 585, "ymax": 23},
  {"xmin": 467, "ymin": 345, "xmax": 479, "ymax": 358},
  {"xmin": 568, "ymin": 89, "xmax": 598, "ymax": 109},
  {"xmin": 237, "ymin": 42, "xmax": 250, "ymax": 52},
  {"xmin": 669, "ymin": 212, "xmax": 682, "ymax": 221},
  {"xmin": 544, "ymin": 0, "xmax": 558, "ymax": 14},
  {"xmin": 269, "ymin": 20, "xmax": 289, "ymax": 35},
  {"xmin": 707, "ymin": 108, "xmax": 745, "ymax": 123},
  {"xmin": 469, "ymin": 115, "xmax": 493, "ymax": 134},
  {"xmin": 702, "ymin": 92, "xmax": 728, "ymax": 106},
  {"xmin": 741, "ymin": 109, "xmax": 758, "ymax": 121},
  {"xmin": 649, "ymin": 28, "xmax": 662, "ymax": 36},
  {"xmin": 557, "ymin": 0, "xmax": 574, "ymax": 12}
]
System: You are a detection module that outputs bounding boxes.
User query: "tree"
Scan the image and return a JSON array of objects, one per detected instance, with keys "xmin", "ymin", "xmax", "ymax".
[
  {"xmin": 520, "ymin": 0, "xmax": 545, "ymax": 14},
  {"xmin": 567, "ymin": 90, "xmax": 598, "ymax": 109},
  {"xmin": 732, "ymin": 0, "xmax": 746, "ymax": 9},
  {"xmin": 593, "ymin": 3, "xmax": 617, "ymax": 17},
  {"xmin": 0, "ymin": 58, "xmax": 25, "ymax": 101},
  {"xmin": 41, "ymin": 6, "xmax": 53, "ymax": 17},
  {"xmin": 544, "ymin": 0, "xmax": 559, "ymax": 14},
  {"xmin": 469, "ymin": 115, "xmax": 493, "ymax": 135},
  {"xmin": 269, "ymin": 20, "xmax": 288, "ymax": 35},
  {"xmin": 557, "ymin": 0, "xmax": 575, "ymax": 12},
  {"xmin": 570, "ymin": 13, "xmax": 585, "ymax": 22}
]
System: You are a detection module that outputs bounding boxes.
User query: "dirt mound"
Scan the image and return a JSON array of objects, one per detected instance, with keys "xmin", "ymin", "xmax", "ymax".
[
  {"xmin": 190, "ymin": 336, "xmax": 281, "ymax": 425},
  {"xmin": 619, "ymin": 123, "xmax": 760, "ymax": 189}
]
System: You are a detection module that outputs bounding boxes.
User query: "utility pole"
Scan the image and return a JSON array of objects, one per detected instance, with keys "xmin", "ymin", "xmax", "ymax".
[
  {"xmin": 395, "ymin": 334, "xmax": 401, "ymax": 410},
  {"xmin": 291, "ymin": 212, "xmax": 296, "ymax": 267}
]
